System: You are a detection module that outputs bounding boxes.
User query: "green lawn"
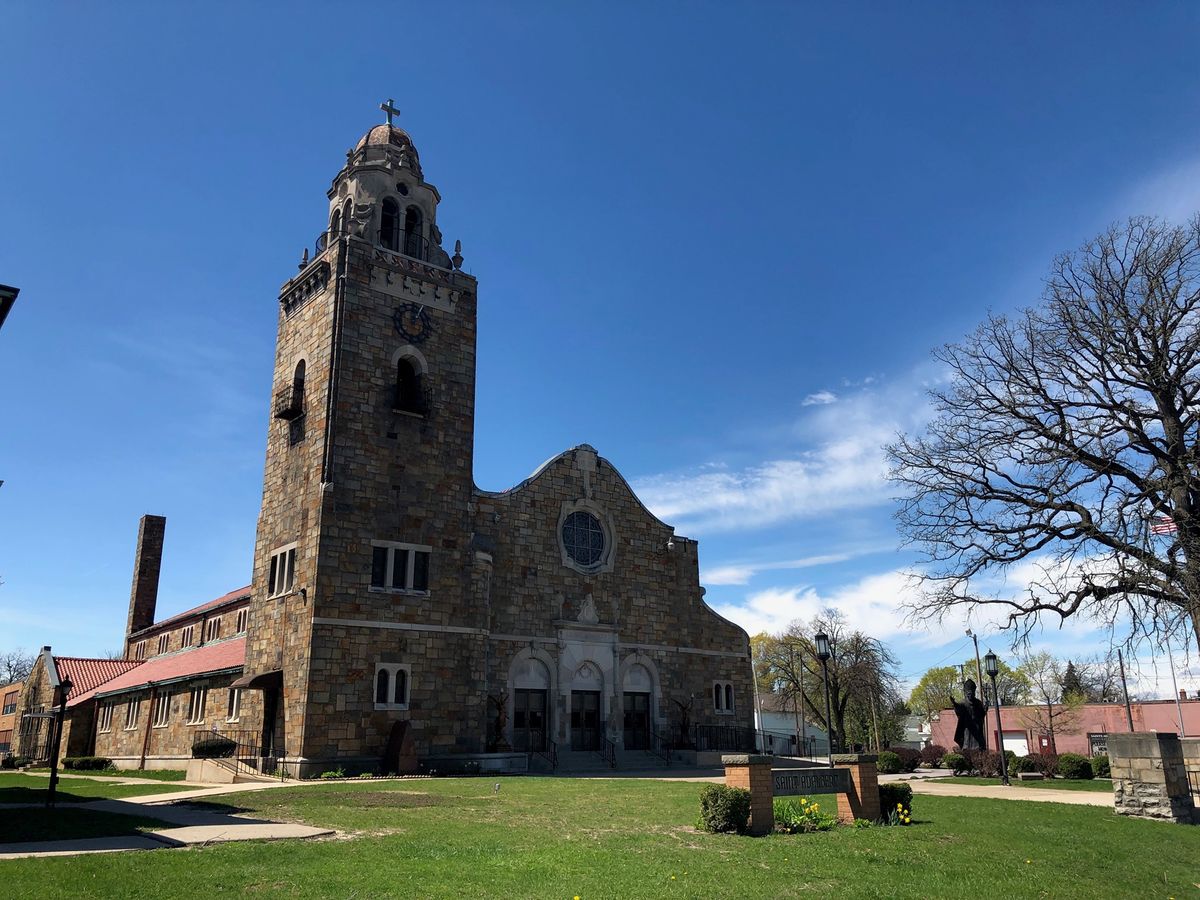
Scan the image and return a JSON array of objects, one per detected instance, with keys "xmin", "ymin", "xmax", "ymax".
[
  {"xmin": 0, "ymin": 808, "xmax": 171, "ymax": 844},
  {"xmin": 27, "ymin": 767, "xmax": 190, "ymax": 782},
  {"xmin": 3, "ymin": 777, "xmax": 1199, "ymax": 898},
  {"xmin": 0, "ymin": 773, "xmax": 190, "ymax": 804},
  {"xmin": 929, "ymin": 776, "xmax": 1114, "ymax": 793}
]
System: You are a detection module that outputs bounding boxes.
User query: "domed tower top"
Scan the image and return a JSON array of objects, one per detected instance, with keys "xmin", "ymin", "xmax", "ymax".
[{"xmin": 325, "ymin": 99, "xmax": 455, "ymax": 270}]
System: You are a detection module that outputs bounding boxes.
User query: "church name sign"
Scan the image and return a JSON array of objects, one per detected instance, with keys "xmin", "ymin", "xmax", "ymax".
[{"xmin": 772, "ymin": 768, "xmax": 851, "ymax": 796}]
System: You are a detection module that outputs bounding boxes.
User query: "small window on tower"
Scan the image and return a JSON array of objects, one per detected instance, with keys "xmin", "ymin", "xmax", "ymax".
[
  {"xmin": 394, "ymin": 358, "xmax": 425, "ymax": 415},
  {"xmin": 380, "ymin": 198, "xmax": 400, "ymax": 252},
  {"xmin": 402, "ymin": 206, "xmax": 424, "ymax": 260}
]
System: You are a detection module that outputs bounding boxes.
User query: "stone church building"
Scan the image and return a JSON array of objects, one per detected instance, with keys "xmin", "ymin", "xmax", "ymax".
[{"xmin": 15, "ymin": 111, "xmax": 753, "ymax": 776}]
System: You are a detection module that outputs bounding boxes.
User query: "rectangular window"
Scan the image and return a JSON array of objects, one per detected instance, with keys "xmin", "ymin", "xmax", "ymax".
[
  {"xmin": 97, "ymin": 703, "xmax": 114, "ymax": 733},
  {"xmin": 157, "ymin": 633, "xmax": 170, "ymax": 655},
  {"xmin": 204, "ymin": 617, "xmax": 222, "ymax": 642},
  {"xmin": 124, "ymin": 698, "xmax": 141, "ymax": 730},
  {"xmin": 181, "ymin": 624, "xmax": 194, "ymax": 647},
  {"xmin": 236, "ymin": 608, "xmax": 248, "ymax": 634},
  {"xmin": 226, "ymin": 688, "xmax": 241, "ymax": 723},
  {"xmin": 369, "ymin": 542, "xmax": 432, "ymax": 592},
  {"xmin": 268, "ymin": 544, "xmax": 297, "ymax": 598},
  {"xmin": 186, "ymin": 688, "xmax": 207, "ymax": 725},
  {"xmin": 0, "ymin": 729, "xmax": 11, "ymax": 754},
  {"xmin": 1, "ymin": 691, "xmax": 16, "ymax": 716},
  {"xmin": 134, "ymin": 640, "xmax": 147, "ymax": 661},
  {"xmin": 152, "ymin": 693, "xmax": 171, "ymax": 728}
]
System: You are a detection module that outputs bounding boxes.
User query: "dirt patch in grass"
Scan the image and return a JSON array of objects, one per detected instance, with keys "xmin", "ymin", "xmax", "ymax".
[{"xmin": 346, "ymin": 791, "xmax": 445, "ymax": 809}]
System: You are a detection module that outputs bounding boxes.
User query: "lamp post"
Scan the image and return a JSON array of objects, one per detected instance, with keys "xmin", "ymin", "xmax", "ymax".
[
  {"xmin": 984, "ymin": 651, "xmax": 1010, "ymax": 786},
  {"xmin": 815, "ymin": 632, "xmax": 834, "ymax": 767},
  {"xmin": 47, "ymin": 676, "xmax": 72, "ymax": 808}
]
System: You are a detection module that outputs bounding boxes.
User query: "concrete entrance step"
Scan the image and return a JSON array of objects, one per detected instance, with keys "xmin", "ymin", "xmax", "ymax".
[
  {"xmin": 615, "ymin": 750, "xmax": 672, "ymax": 770},
  {"xmin": 555, "ymin": 750, "xmax": 618, "ymax": 773}
]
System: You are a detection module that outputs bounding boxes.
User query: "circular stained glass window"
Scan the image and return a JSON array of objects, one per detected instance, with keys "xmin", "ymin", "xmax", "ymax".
[{"xmin": 561, "ymin": 511, "xmax": 606, "ymax": 568}]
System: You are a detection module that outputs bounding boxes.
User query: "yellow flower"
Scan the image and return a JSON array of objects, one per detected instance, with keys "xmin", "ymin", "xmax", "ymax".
[
  {"xmin": 670, "ymin": 876, "xmax": 677, "ymax": 881},
  {"xmin": 1025, "ymin": 859, "xmax": 1032, "ymax": 865},
  {"xmin": 897, "ymin": 803, "xmax": 903, "ymax": 809}
]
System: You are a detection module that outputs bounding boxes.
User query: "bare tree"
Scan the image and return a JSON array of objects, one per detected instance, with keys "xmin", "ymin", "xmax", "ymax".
[
  {"xmin": 889, "ymin": 217, "xmax": 1200, "ymax": 647},
  {"xmin": 753, "ymin": 610, "xmax": 901, "ymax": 752},
  {"xmin": 0, "ymin": 648, "xmax": 35, "ymax": 686},
  {"xmin": 1017, "ymin": 651, "xmax": 1084, "ymax": 752}
]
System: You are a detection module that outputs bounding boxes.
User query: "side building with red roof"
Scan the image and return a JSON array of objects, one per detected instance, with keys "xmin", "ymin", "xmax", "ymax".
[{"xmin": 13, "ymin": 527, "xmax": 254, "ymax": 769}]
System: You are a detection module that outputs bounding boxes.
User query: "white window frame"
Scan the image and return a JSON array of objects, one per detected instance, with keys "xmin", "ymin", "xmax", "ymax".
[
  {"xmin": 373, "ymin": 663, "xmax": 412, "ymax": 711},
  {"xmin": 713, "ymin": 680, "xmax": 735, "ymax": 715},
  {"xmin": 124, "ymin": 698, "xmax": 141, "ymax": 731},
  {"xmin": 369, "ymin": 541, "xmax": 432, "ymax": 594},
  {"xmin": 204, "ymin": 616, "xmax": 222, "ymax": 643},
  {"xmin": 226, "ymin": 688, "xmax": 242, "ymax": 723},
  {"xmin": 181, "ymin": 624, "xmax": 195, "ymax": 647},
  {"xmin": 97, "ymin": 702, "xmax": 114, "ymax": 733},
  {"xmin": 236, "ymin": 608, "xmax": 248, "ymax": 634},
  {"xmin": 152, "ymin": 693, "xmax": 171, "ymax": 728},
  {"xmin": 186, "ymin": 688, "xmax": 207, "ymax": 725},
  {"xmin": 268, "ymin": 543, "xmax": 298, "ymax": 598},
  {"xmin": 157, "ymin": 633, "xmax": 170, "ymax": 655},
  {"xmin": 134, "ymin": 640, "xmax": 147, "ymax": 661}
]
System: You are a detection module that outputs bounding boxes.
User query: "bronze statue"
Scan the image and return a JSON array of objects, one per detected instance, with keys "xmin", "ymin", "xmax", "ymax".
[
  {"xmin": 487, "ymin": 692, "xmax": 511, "ymax": 752},
  {"xmin": 950, "ymin": 678, "xmax": 988, "ymax": 751},
  {"xmin": 671, "ymin": 695, "xmax": 696, "ymax": 749}
]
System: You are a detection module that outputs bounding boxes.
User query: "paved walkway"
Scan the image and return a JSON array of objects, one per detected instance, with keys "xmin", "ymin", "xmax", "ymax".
[
  {"xmin": 0, "ymin": 776, "xmax": 336, "ymax": 859},
  {"xmin": 905, "ymin": 778, "xmax": 1112, "ymax": 806}
]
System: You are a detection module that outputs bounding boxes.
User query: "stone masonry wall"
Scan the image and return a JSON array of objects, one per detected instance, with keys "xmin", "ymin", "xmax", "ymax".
[{"xmin": 1109, "ymin": 731, "xmax": 1197, "ymax": 824}]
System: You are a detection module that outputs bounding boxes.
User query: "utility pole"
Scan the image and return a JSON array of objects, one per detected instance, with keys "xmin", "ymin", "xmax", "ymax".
[{"xmin": 1118, "ymin": 648, "xmax": 1135, "ymax": 731}]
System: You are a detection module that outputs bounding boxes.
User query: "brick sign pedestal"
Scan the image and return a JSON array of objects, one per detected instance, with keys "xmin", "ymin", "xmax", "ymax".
[
  {"xmin": 722, "ymin": 754, "xmax": 775, "ymax": 835},
  {"xmin": 832, "ymin": 753, "xmax": 881, "ymax": 824}
]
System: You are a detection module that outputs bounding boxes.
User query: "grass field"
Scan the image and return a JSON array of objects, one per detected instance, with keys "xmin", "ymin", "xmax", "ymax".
[
  {"xmin": 27, "ymin": 768, "xmax": 190, "ymax": 782},
  {"xmin": 928, "ymin": 776, "xmax": 1114, "ymax": 793},
  {"xmin": 3, "ymin": 776, "xmax": 1199, "ymax": 898},
  {"xmin": 0, "ymin": 773, "xmax": 190, "ymax": 804}
]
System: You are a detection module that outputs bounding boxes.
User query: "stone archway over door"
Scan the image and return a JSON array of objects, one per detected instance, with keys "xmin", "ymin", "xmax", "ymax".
[{"xmin": 622, "ymin": 663, "xmax": 653, "ymax": 751}]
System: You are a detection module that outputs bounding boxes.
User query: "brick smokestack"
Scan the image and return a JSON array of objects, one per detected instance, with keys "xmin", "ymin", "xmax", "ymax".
[{"xmin": 126, "ymin": 515, "xmax": 166, "ymax": 638}]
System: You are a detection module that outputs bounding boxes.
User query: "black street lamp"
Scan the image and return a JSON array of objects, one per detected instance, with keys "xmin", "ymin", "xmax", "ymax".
[
  {"xmin": 47, "ymin": 676, "xmax": 72, "ymax": 808},
  {"xmin": 984, "ymin": 650, "xmax": 1010, "ymax": 786},
  {"xmin": 815, "ymin": 632, "xmax": 834, "ymax": 767}
]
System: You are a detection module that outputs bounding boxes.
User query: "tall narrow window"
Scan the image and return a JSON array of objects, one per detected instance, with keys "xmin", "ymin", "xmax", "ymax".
[
  {"xmin": 376, "ymin": 669, "xmax": 390, "ymax": 705},
  {"xmin": 374, "ymin": 663, "xmax": 411, "ymax": 710},
  {"xmin": 402, "ymin": 206, "xmax": 423, "ymax": 259},
  {"xmin": 380, "ymin": 198, "xmax": 400, "ymax": 251},
  {"xmin": 329, "ymin": 208, "xmax": 342, "ymax": 238},
  {"xmin": 186, "ymin": 688, "xmax": 207, "ymax": 725},
  {"xmin": 292, "ymin": 361, "xmax": 306, "ymax": 417},
  {"xmin": 153, "ymin": 692, "xmax": 171, "ymax": 728},
  {"xmin": 181, "ymin": 625, "xmax": 195, "ymax": 647},
  {"xmin": 394, "ymin": 357, "xmax": 424, "ymax": 414},
  {"xmin": 226, "ymin": 688, "xmax": 241, "ymax": 723},
  {"xmin": 124, "ymin": 699, "xmax": 141, "ymax": 730},
  {"xmin": 134, "ymin": 641, "xmax": 147, "ymax": 661},
  {"xmin": 393, "ymin": 669, "xmax": 407, "ymax": 705},
  {"xmin": 157, "ymin": 633, "xmax": 170, "ymax": 655},
  {"xmin": 268, "ymin": 544, "xmax": 297, "ymax": 598},
  {"xmin": 236, "ymin": 608, "xmax": 248, "ymax": 634}
]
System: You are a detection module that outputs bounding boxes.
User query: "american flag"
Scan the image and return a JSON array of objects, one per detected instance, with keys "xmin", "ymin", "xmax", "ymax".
[{"xmin": 1151, "ymin": 514, "xmax": 1178, "ymax": 535}]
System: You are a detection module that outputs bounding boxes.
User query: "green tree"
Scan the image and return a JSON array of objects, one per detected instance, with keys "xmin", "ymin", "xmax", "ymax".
[{"xmin": 908, "ymin": 656, "xmax": 1029, "ymax": 721}]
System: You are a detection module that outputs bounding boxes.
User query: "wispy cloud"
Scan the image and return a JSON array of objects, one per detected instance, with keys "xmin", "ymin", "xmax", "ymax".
[
  {"xmin": 702, "ymin": 547, "xmax": 887, "ymax": 586},
  {"xmin": 801, "ymin": 390, "xmax": 838, "ymax": 406},
  {"xmin": 634, "ymin": 367, "xmax": 935, "ymax": 534}
]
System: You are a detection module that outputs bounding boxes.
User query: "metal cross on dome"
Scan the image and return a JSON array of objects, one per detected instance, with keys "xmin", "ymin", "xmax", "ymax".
[{"xmin": 380, "ymin": 98, "xmax": 400, "ymax": 126}]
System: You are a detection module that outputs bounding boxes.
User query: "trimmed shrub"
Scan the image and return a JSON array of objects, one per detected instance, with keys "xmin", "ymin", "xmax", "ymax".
[
  {"xmin": 191, "ymin": 737, "xmax": 237, "ymax": 759},
  {"xmin": 876, "ymin": 751, "xmax": 902, "ymax": 774},
  {"xmin": 1091, "ymin": 754, "xmax": 1111, "ymax": 778},
  {"xmin": 942, "ymin": 751, "xmax": 969, "ymax": 775},
  {"xmin": 698, "ymin": 784, "xmax": 751, "ymax": 834},
  {"xmin": 1003, "ymin": 750, "xmax": 1018, "ymax": 774},
  {"xmin": 1026, "ymin": 752, "xmax": 1059, "ymax": 777},
  {"xmin": 1013, "ymin": 754, "xmax": 1039, "ymax": 774},
  {"xmin": 893, "ymin": 747, "xmax": 921, "ymax": 773},
  {"xmin": 1056, "ymin": 753, "xmax": 1094, "ymax": 780},
  {"xmin": 63, "ymin": 756, "xmax": 113, "ymax": 771},
  {"xmin": 961, "ymin": 748, "xmax": 1003, "ymax": 777},
  {"xmin": 0, "ymin": 756, "xmax": 16, "ymax": 770},
  {"xmin": 879, "ymin": 781, "xmax": 914, "ymax": 820},
  {"xmin": 774, "ymin": 796, "xmax": 837, "ymax": 833},
  {"xmin": 920, "ymin": 744, "xmax": 948, "ymax": 768}
]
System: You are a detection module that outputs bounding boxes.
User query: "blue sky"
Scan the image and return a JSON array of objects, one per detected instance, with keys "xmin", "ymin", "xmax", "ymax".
[{"xmin": 3, "ymin": 3, "xmax": 1199, "ymax": 694}]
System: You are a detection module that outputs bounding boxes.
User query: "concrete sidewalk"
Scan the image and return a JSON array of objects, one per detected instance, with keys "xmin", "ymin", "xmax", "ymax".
[
  {"xmin": 905, "ymin": 779, "xmax": 1112, "ymax": 806},
  {"xmin": 0, "ymin": 790, "xmax": 335, "ymax": 859}
]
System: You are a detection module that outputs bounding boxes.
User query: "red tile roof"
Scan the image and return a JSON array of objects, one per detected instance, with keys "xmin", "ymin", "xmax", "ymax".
[
  {"xmin": 70, "ymin": 637, "xmax": 246, "ymax": 707},
  {"xmin": 55, "ymin": 657, "xmax": 142, "ymax": 704},
  {"xmin": 134, "ymin": 585, "xmax": 252, "ymax": 635}
]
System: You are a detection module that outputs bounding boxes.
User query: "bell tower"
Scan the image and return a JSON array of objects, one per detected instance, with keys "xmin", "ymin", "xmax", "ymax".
[{"xmin": 243, "ymin": 101, "xmax": 483, "ymax": 775}]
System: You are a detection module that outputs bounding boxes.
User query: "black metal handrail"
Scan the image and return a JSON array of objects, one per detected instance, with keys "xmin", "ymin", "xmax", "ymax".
[
  {"xmin": 689, "ymin": 724, "xmax": 757, "ymax": 753},
  {"xmin": 528, "ymin": 733, "xmax": 558, "ymax": 772},
  {"xmin": 646, "ymin": 728, "xmax": 672, "ymax": 764},
  {"xmin": 192, "ymin": 728, "xmax": 289, "ymax": 781},
  {"xmin": 600, "ymin": 737, "xmax": 617, "ymax": 768}
]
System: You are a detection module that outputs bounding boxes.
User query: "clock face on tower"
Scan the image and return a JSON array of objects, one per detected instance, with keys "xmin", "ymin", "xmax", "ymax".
[{"xmin": 393, "ymin": 302, "xmax": 433, "ymax": 343}]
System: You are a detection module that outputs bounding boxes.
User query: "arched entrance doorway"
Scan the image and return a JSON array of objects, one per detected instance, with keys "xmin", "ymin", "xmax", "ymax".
[
  {"xmin": 570, "ymin": 661, "xmax": 604, "ymax": 751},
  {"xmin": 622, "ymin": 663, "xmax": 653, "ymax": 750}
]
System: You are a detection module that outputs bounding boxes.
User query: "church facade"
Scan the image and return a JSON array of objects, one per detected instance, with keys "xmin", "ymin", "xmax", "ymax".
[{"xmin": 17, "ymin": 112, "xmax": 754, "ymax": 776}]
